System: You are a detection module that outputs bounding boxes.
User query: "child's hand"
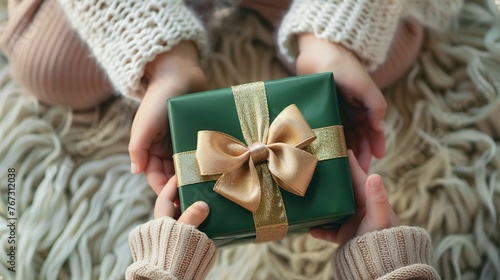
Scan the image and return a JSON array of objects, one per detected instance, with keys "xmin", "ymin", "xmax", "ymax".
[
  {"xmin": 154, "ymin": 175, "xmax": 210, "ymax": 226},
  {"xmin": 129, "ymin": 41, "xmax": 206, "ymax": 194},
  {"xmin": 310, "ymin": 150, "xmax": 399, "ymax": 246},
  {"xmin": 296, "ymin": 34, "xmax": 387, "ymax": 172}
]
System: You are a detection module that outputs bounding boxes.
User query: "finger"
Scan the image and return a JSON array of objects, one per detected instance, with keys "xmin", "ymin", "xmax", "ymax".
[
  {"xmin": 354, "ymin": 81, "xmax": 386, "ymax": 132},
  {"xmin": 341, "ymin": 79, "xmax": 386, "ymax": 159},
  {"xmin": 355, "ymin": 126, "xmax": 372, "ymax": 173},
  {"xmin": 366, "ymin": 121, "xmax": 386, "ymax": 159},
  {"xmin": 145, "ymin": 157, "xmax": 175, "ymax": 195},
  {"xmin": 178, "ymin": 201, "xmax": 210, "ymax": 228},
  {"xmin": 363, "ymin": 89, "xmax": 387, "ymax": 158},
  {"xmin": 347, "ymin": 150, "xmax": 368, "ymax": 206},
  {"xmin": 154, "ymin": 176, "xmax": 178, "ymax": 219},
  {"xmin": 344, "ymin": 128, "xmax": 358, "ymax": 156},
  {"xmin": 129, "ymin": 84, "xmax": 170, "ymax": 175},
  {"xmin": 309, "ymin": 228, "xmax": 340, "ymax": 243},
  {"xmin": 364, "ymin": 174, "xmax": 392, "ymax": 230}
]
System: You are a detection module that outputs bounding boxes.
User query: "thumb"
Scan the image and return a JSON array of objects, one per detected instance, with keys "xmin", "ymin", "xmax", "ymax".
[
  {"xmin": 363, "ymin": 174, "xmax": 392, "ymax": 231},
  {"xmin": 178, "ymin": 201, "xmax": 210, "ymax": 228}
]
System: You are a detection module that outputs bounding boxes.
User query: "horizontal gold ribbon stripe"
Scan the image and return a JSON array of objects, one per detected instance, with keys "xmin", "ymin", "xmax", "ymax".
[
  {"xmin": 175, "ymin": 125, "xmax": 347, "ymax": 188},
  {"xmin": 307, "ymin": 125, "xmax": 347, "ymax": 161},
  {"xmin": 173, "ymin": 151, "xmax": 220, "ymax": 187}
]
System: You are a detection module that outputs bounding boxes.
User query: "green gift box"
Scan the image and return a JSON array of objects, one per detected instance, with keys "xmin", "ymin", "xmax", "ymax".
[{"xmin": 168, "ymin": 73, "xmax": 355, "ymax": 247}]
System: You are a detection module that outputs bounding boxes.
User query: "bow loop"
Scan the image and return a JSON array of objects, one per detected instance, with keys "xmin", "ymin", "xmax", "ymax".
[
  {"xmin": 267, "ymin": 105, "xmax": 317, "ymax": 149},
  {"xmin": 267, "ymin": 143, "xmax": 317, "ymax": 196},
  {"xmin": 196, "ymin": 131, "xmax": 250, "ymax": 175}
]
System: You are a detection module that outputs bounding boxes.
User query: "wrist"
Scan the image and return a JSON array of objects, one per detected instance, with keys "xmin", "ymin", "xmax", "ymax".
[
  {"xmin": 144, "ymin": 41, "xmax": 201, "ymax": 85},
  {"xmin": 298, "ymin": 33, "xmax": 351, "ymax": 55},
  {"xmin": 143, "ymin": 41, "xmax": 205, "ymax": 98},
  {"xmin": 296, "ymin": 33, "xmax": 358, "ymax": 74}
]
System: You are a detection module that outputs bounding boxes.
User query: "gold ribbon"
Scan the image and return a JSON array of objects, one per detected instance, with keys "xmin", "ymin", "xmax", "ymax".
[
  {"xmin": 173, "ymin": 125, "xmax": 347, "ymax": 187},
  {"xmin": 196, "ymin": 104, "xmax": 318, "ymax": 213},
  {"xmin": 173, "ymin": 81, "xmax": 348, "ymax": 242}
]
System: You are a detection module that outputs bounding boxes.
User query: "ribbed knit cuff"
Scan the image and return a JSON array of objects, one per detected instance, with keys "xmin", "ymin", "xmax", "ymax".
[
  {"xmin": 332, "ymin": 226, "xmax": 436, "ymax": 279},
  {"xmin": 126, "ymin": 217, "xmax": 216, "ymax": 280},
  {"xmin": 58, "ymin": 0, "xmax": 209, "ymax": 100},
  {"xmin": 278, "ymin": 0, "xmax": 403, "ymax": 71}
]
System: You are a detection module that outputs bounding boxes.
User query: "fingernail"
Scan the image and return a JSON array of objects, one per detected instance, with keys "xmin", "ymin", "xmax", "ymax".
[
  {"xmin": 368, "ymin": 175, "xmax": 382, "ymax": 189},
  {"xmin": 195, "ymin": 201, "xmax": 209, "ymax": 212},
  {"xmin": 130, "ymin": 163, "xmax": 138, "ymax": 174},
  {"xmin": 377, "ymin": 121, "xmax": 385, "ymax": 131}
]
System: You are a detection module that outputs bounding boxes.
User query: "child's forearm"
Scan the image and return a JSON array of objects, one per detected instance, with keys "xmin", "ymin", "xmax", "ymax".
[
  {"xmin": 277, "ymin": 0, "xmax": 463, "ymax": 72},
  {"xmin": 277, "ymin": 0, "xmax": 403, "ymax": 71},
  {"xmin": 332, "ymin": 226, "xmax": 440, "ymax": 280},
  {"xmin": 57, "ymin": 0, "xmax": 209, "ymax": 100},
  {"xmin": 126, "ymin": 217, "xmax": 216, "ymax": 280}
]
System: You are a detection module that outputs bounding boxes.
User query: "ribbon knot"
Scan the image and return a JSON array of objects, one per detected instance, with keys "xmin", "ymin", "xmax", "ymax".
[
  {"xmin": 248, "ymin": 142, "xmax": 269, "ymax": 164},
  {"xmin": 195, "ymin": 104, "xmax": 318, "ymax": 213}
]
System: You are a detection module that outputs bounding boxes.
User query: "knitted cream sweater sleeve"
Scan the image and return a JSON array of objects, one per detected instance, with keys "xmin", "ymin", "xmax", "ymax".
[
  {"xmin": 332, "ymin": 226, "xmax": 440, "ymax": 279},
  {"xmin": 278, "ymin": 0, "xmax": 463, "ymax": 71},
  {"xmin": 57, "ymin": 0, "xmax": 208, "ymax": 100},
  {"xmin": 126, "ymin": 217, "xmax": 217, "ymax": 280}
]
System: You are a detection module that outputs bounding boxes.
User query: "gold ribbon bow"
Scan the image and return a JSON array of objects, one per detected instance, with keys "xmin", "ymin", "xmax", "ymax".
[{"xmin": 195, "ymin": 105, "xmax": 318, "ymax": 213}]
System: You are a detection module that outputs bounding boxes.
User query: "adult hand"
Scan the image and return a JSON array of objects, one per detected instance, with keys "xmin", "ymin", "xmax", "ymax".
[
  {"xmin": 154, "ymin": 175, "xmax": 210, "ymax": 226},
  {"xmin": 310, "ymin": 150, "xmax": 399, "ymax": 246},
  {"xmin": 129, "ymin": 41, "xmax": 206, "ymax": 195},
  {"xmin": 296, "ymin": 34, "xmax": 387, "ymax": 172}
]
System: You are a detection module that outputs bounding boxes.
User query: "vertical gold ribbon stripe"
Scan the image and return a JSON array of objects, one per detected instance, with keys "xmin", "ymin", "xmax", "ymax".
[
  {"xmin": 231, "ymin": 82, "xmax": 269, "ymax": 145},
  {"xmin": 232, "ymin": 82, "xmax": 288, "ymax": 242},
  {"xmin": 253, "ymin": 165, "xmax": 288, "ymax": 242}
]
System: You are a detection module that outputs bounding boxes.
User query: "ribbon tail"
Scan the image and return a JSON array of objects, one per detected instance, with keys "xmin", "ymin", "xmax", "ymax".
[{"xmin": 213, "ymin": 159, "xmax": 261, "ymax": 213}]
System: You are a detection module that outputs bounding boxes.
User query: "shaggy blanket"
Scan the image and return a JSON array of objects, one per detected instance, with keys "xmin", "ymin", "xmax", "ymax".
[{"xmin": 0, "ymin": 1, "xmax": 499, "ymax": 279}]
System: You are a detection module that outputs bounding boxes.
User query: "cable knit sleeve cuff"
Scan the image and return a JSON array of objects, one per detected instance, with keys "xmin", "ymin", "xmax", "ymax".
[
  {"xmin": 58, "ymin": 0, "xmax": 208, "ymax": 100},
  {"xmin": 402, "ymin": 0, "xmax": 463, "ymax": 32},
  {"xmin": 278, "ymin": 0, "xmax": 403, "ymax": 71},
  {"xmin": 332, "ymin": 226, "xmax": 439, "ymax": 279},
  {"xmin": 126, "ymin": 217, "xmax": 216, "ymax": 280}
]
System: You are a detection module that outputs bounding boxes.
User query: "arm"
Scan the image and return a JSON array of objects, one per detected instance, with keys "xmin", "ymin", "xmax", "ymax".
[
  {"xmin": 127, "ymin": 217, "xmax": 216, "ymax": 280},
  {"xmin": 278, "ymin": 0, "xmax": 403, "ymax": 71},
  {"xmin": 57, "ymin": 0, "xmax": 208, "ymax": 100},
  {"xmin": 276, "ymin": 0, "xmax": 462, "ymax": 171},
  {"xmin": 277, "ymin": 0, "xmax": 463, "ymax": 70},
  {"xmin": 56, "ymin": 1, "xmax": 209, "ymax": 192},
  {"xmin": 333, "ymin": 227, "xmax": 440, "ymax": 279},
  {"xmin": 126, "ymin": 177, "xmax": 216, "ymax": 280},
  {"xmin": 278, "ymin": 0, "xmax": 397, "ymax": 171},
  {"xmin": 276, "ymin": 0, "xmax": 400, "ymax": 171}
]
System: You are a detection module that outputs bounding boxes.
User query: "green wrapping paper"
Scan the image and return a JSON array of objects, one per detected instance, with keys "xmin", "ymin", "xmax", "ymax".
[{"xmin": 168, "ymin": 73, "xmax": 355, "ymax": 246}]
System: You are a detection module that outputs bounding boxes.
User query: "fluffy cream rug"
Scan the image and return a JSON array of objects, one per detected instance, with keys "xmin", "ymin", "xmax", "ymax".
[{"xmin": 0, "ymin": 1, "xmax": 499, "ymax": 279}]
